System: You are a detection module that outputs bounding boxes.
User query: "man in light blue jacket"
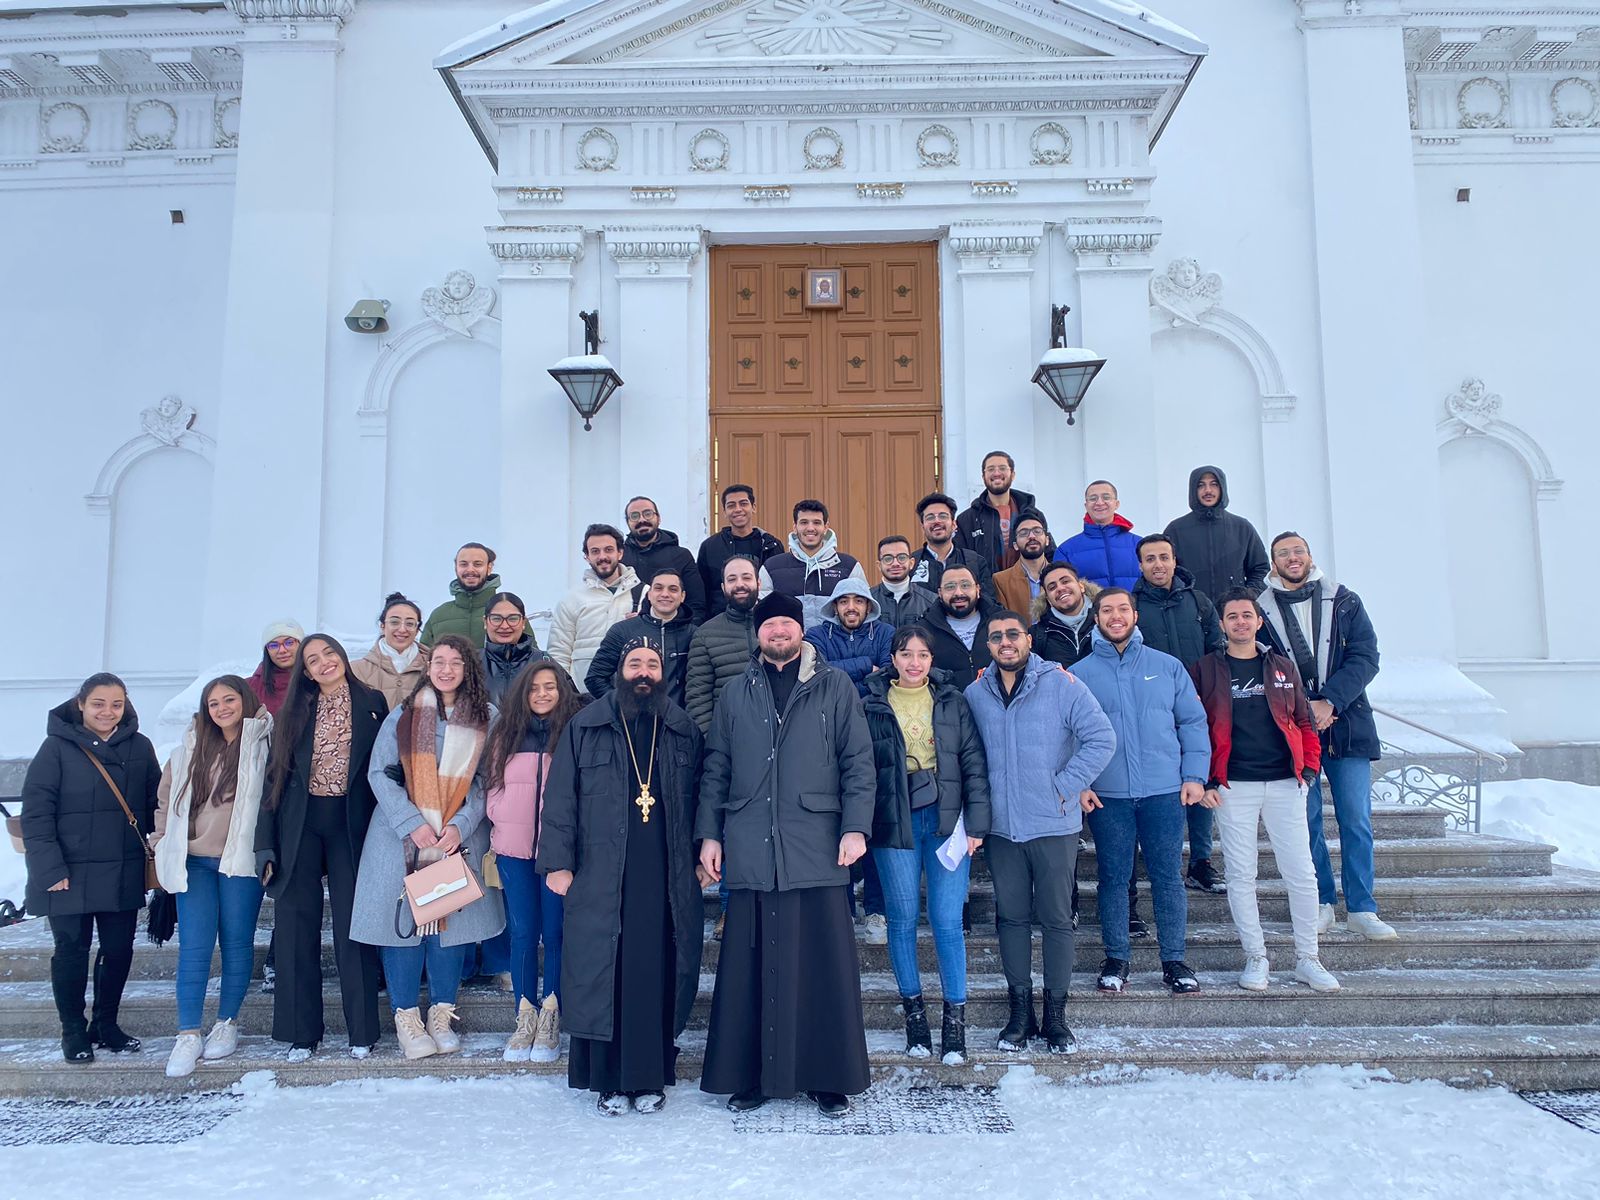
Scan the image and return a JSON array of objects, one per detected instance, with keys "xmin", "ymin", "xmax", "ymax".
[
  {"xmin": 965, "ymin": 609, "xmax": 1115, "ymax": 1056},
  {"xmin": 1072, "ymin": 588, "xmax": 1210, "ymax": 997}
]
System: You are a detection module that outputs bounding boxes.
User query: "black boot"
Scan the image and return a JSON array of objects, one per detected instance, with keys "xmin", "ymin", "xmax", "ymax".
[
  {"xmin": 1041, "ymin": 989, "xmax": 1077, "ymax": 1054},
  {"xmin": 940, "ymin": 1001, "xmax": 967, "ymax": 1063},
  {"xmin": 87, "ymin": 1018, "xmax": 141, "ymax": 1053},
  {"xmin": 997, "ymin": 985, "xmax": 1033, "ymax": 1051},
  {"xmin": 61, "ymin": 1024, "xmax": 94, "ymax": 1064},
  {"xmin": 901, "ymin": 995, "xmax": 932, "ymax": 1058}
]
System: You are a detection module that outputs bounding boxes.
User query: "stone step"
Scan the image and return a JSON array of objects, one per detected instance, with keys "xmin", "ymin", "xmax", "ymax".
[
  {"xmin": 3, "ymin": 1023, "xmax": 1599, "ymax": 1096},
  {"xmin": 4, "ymin": 967, "xmax": 1595, "ymax": 1041}
]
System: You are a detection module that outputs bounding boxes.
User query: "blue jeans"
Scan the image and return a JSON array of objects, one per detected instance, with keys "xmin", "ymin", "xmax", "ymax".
[
  {"xmin": 1185, "ymin": 802, "xmax": 1214, "ymax": 864},
  {"xmin": 458, "ymin": 929, "xmax": 512, "ymax": 981},
  {"xmin": 872, "ymin": 804, "xmax": 971, "ymax": 1004},
  {"xmin": 380, "ymin": 936, "xmax": 469, "ymax": 1012},
  {"xmin": 497, "ymin": 853, "xmax": 563, "ymax": 1005},
  {"xmin": 1088, "ymin": 793, "xmax": 1188, "ymax": 962},
  {"xmin": 173, "ymin": 856, "xmax": 264, "ymax": 1031},
  {"xmin": 1309, "ymin": 756, "xmax": 1377, "ymax": 913}
]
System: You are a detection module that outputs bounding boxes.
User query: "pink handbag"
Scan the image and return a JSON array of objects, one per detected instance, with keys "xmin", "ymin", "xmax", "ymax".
[{"xmin": 395, "ymin": 848, "xmax": 484, "ymax": 938}]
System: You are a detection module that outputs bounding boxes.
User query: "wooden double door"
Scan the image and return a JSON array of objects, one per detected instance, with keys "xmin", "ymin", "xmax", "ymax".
[{"xmin": 709, "ymin": 243, "xmax": 942, "ymax": 568}]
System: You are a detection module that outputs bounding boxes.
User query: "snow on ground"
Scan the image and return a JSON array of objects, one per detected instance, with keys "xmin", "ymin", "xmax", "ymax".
[
  {"xmin": 8, "ymin": 1065, "xmax": 1597, "ymax": 1199},
  {"xmin": 1484, "ymin": 778, "xmax": 1600, "ymax": 873}
]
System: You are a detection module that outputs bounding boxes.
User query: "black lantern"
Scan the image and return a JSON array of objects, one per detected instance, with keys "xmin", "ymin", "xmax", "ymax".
[
  {"xmin": 548, "ymin": 309, "xmax": 624, "ymax": 431},
  {"xmin": 1032, "ymin": 304, "xmax": 1105, "ymax": 425}
]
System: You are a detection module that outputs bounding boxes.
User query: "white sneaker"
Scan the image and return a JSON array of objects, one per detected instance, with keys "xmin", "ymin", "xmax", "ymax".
[
  {"xmin": 1316, "ymin": 904, "xmax": 1336, "ymax": 934},
  {"xmin": 1347, "ymin": 911, "xmax": 1398, "ymax": 941},
  {"xmin": 394, "ymin": 1007, "xmax": 438, "ymax": 1060},
  {"xmin": 166, "ymin": 1033, "xmax": 204, "ymax": 1078},
  {"xmin": 1295, "ymin": 956, "xmax": 1342, "ymax": 992},
  {"xmin": 202, "ymin": 1019, "xmax": 238, "ymax": 1061},
  {"xmin": 861, "ymin": 913, "xmax": 888, "ymax": 945},
  {"xmin": 426, "ymin": 1002, "xmax": 462, "ymax": 1054},
  {"xmin": 530, "ymin": 994, "xmax": 561, "ymax": 1063},
  {"xmin": 1239, "ymin": 955, "xmax": 1270, "ymax": 992},
  {"xmin": 505, "ymin": 997, "xmax": 537, "ymax": 1063}
]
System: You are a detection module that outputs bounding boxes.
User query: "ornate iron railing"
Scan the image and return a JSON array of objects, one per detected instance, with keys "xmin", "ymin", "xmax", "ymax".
[{"xmin": 1370, "ymin": 706, "xmax": 1511, "ymax": 834}]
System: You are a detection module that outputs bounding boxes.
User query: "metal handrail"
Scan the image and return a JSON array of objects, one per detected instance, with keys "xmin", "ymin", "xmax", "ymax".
[{"xmin": 1371, "ymin": 705, "xmax": 1511, "ymax": 768}]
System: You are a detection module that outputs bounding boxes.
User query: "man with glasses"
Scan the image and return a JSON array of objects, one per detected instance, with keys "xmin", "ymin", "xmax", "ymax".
[
  {"xmin": 585, "ymin": 567, "xmax": 698, "ymax": 706},
  {"xmin": 420, "ymin": 542, "xmax": 503, "ymax": 649},
  {"xmin": 622, "ymin": 496, "xmax": 707, "ymax": 624},
  {"xmin": 549, "ymin": 524, "xmax": 646, "ymax": 689},
  {"xmin": 992, "ymin": 511, "xmax": 1053, "ymax": 616},
  {"xmin": 870, "ymin": 536, "xmax": 938, "ymax": 630},
  {"xmin": 965, "ymin": 611, "xmax": 1116, "ymax": 1052},
  {"xmin": 1054, "ymin": 480, "xmax": 1141, "ymax": 590},
  {"xmin": 956, "ymin": 450, "xmax": 1039, "ymax": 575},
  {"xmin": 910, "ymin": 492, "xmax": 995, "ymax": 602},
  {"xmin": 697, "ymin": 484, "xmax": 783, "ymax": 620},
  {"xmin": 920, "ymin": 565, "xmax": 999, "ymax": 689}
]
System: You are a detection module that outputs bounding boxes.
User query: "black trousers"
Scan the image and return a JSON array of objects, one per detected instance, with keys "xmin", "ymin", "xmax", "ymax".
[
  {"xmin": 48, "ymin": 909, "xmax": 139, "ymax": 1034},
  {"xmin": 987, "ymin": 833, "xmax": 1078, "ymax": 993},
  {"xmin": 272, "ymin": 797, "xmax": 380, "ymax": 1048}
]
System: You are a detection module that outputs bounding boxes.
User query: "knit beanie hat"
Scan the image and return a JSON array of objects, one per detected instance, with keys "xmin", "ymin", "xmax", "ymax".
[
  {"xmin": 261, "ymin": 618, "xmax": 305, "ymax": 647},
  {"xmin": 753, "ymin": 591, "xmax": 805, "ymax": 632}
]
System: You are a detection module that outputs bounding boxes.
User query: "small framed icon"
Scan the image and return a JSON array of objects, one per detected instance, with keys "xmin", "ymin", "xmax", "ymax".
[{"xmin": 805, "ymin": 268, "xmax": 843, "ymax": 309}]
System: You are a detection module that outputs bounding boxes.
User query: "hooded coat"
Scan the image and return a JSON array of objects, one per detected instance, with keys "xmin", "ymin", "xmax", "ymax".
[
  {"xmin": 1259, "ymin": 570, "xmax": 1381, "ymax": 762},
  {"xmin": 585, "ymin": 606, "xmax": 698, "ymax": 705},
  {"xmin": 22, "ymin": 700, "xmax": 160, "ymax": 916},
  {"xmin": 955, "ymin": 486, "xmax": 1039, "ymax": 573},
  {"xmin": 421, "ymin": 572, "xmax": 503, "ymax": 649},
  {"xmin": 1132, "ymin": 565, "xmax": 1225, "ymax": 668},
  {"xmin": 758, "ymin": 531, "xmax": 866, "ymax": 630},
  {"xmin": 697, "ymin": 526, "xmax": 784, "ymax": 618},
  {"xmin": 863, "ymin": 669, "xmax": 991, "ymax": 847},
  {"xmin": 1054, "ymin": 515, "xmax": 1141, "ymax": 590},
  {"xmin": 803, "ymin": 578, "xmax": 894, "ymax": 697},
  {"xmin": 1028, "ymin": 592, "xmax": 1096, "ymax": 667},
  {"xmin": 684, "ymin": 602, "xmax": 759, "ymax": 733},
  {"xmin": 1161, "ymin": 466, "xmax": 1270, "ymax": 601},
  {"xmin": 480, "ymin": 635, "xmax": 547, "ymax": 707},
  {"xmin": 623, "ymin": 529, "xmax": 708, "ymax": 625}
]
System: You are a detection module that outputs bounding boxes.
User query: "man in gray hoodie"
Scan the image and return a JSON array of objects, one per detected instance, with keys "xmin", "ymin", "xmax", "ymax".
[{"xmin": 965, "ymin": 610, "xmax": 1116, "ymax": 1055}]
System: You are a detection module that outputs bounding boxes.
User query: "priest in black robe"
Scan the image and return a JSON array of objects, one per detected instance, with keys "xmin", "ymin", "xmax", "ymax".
[
  {"xmin": 539, "ymin": 639, "xmax": 706, "ymax": 1115},
  {"xmin": 698, "ymin": 591, "xmax": 876, "ymax": 1117}
]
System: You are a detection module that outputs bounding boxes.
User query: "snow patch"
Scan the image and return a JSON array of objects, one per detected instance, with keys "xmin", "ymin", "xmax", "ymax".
[{"xmin": 1482, "ymin": 778, "xmax": 1600, "ymax": 873}]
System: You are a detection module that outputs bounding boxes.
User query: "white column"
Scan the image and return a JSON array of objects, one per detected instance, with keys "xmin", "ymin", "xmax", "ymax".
[
  {"xmin": 1065, "ymin": 217, "xmax": 1163, "ymax": 529},
  {"xmin": 946, "ymin": 221, "xmax": 1044, "ymax": 502},
  {"xmin": 488, "ymin": 225, "xmax": 587, "ymax": 591},
  {"xmin": 1299, "ymin": 0, "xmax": 1453, "ymax": 659},
  {"xmin": 201, "ymin": 1, "xmax": 353, "ymax": 659},
  {"xmin": 605, "ymin": 226, "xmax": 704, "ymax": 540}
]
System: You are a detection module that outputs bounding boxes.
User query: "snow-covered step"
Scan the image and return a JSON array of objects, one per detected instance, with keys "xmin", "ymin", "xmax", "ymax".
[{"xmin": 3, "ymin": 1023, "xmax": 1598, "ymax": 1096}]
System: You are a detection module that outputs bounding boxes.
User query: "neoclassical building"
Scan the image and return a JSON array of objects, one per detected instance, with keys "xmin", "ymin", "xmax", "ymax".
[{"xmin": 1, "ymin": 0, "xmax": 1593, "ymax": 757}]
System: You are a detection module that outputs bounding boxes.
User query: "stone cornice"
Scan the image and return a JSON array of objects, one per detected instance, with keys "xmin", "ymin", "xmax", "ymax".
[
  {"xmin": 487, "ymin": 224, "xmax": 587, "ymax": 265},
  {"xmin": 1064, "ymin": 216, "xmax": 1162, "ymax": 270},
  {"xmin": 1297, "ymin": 0, "xmax": 1407, "ymax": 30},
  {"xmin": 947, "ymin": 219, "xmax": 1043, "ymax": 274},
  {"xmin": 226, "ymin": 0, "xmax": 356, "ymax": 25},
  {"xmin": 603, "ymin": 226, "xmax": 704, "ymax": 261}
]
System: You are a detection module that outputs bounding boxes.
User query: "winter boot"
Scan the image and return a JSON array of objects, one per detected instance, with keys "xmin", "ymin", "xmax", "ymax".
[
  {"xmin": 997, "ymin": 985, "xmax": 1034, "ymax": 1051},
  {"xmin": 1162, "ymin": 960, "xmax": 1201, "ymax": 994},
  {"xmin": 1185, "ymin": 858, "xmax": 1227, "ymax": 894},
  {"xmin": 940, "ymin": 1001, "xmax": 967, "ymax": 1064},
  {"xmin": 61, "ymin": 1019, "xmax": 94, "ymax": 1064},
  {"xmin": 426, "ymin": 1002, "xmax": 461, "ymax": 1054},
  {"xmin": 505, "ymin": 997, "xmax": 537, "ymax": 1063},
  {"xmin": 902, "ymin": 995, "xmax": 932, "ymax": 1058},
  {"xmin": 88, "ymin": 1019, "xmax": 141, "ymax": 1053},
  {"xmin": 394, "ymin": 1007, "xmax": 438, "ymax": 1060},
  {"xmin": 530, "ymin": 993, "xmax": 561, "ymax": 1063},
  {"xmin": 1097, "ymin": 957, "xmax": 1130, "ymax": 993},
  {"xmin": 1041, "ymin": 989, "xmax": 1076, "ymax": 1055}
]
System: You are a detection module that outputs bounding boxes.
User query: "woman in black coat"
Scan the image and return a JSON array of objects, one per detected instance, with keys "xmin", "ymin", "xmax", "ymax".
[
  {"xmin": 22, "ymin": 673, "xmax": 160, "ymax": 1063},
  {"xmin": 862, "ymin": 626, "xmax": 991, "ymax": 1064},
  {"xmin": 254, "ymin": 634, "xmax": 388, "ymax": 1060}
]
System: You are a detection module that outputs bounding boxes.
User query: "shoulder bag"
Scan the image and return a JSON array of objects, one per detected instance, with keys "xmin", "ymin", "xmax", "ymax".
[{"xmin": 80, "ymin": 748, "xmax": 159, "ymax": 891}]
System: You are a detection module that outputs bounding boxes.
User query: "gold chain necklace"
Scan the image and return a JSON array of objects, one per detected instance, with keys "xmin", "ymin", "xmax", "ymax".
[{"xmin": 620, "ymin": 713, "xmax": 660, "ymax": 823}]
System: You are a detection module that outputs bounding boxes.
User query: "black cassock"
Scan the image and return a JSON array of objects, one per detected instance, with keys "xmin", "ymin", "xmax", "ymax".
[{"xmin": 568, "ymin": 717, "xmax": 676, "ymax": 1095}]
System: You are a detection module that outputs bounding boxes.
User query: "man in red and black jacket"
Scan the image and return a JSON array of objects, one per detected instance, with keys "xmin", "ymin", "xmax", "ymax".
[{"xmin": 1188, "ymin": 587, "xmax": 1340, "ymax": 995}]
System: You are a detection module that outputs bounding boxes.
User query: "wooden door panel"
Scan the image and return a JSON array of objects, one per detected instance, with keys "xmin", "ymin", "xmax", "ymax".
[
  {"xmin": 886, "ymin": 262, "xmax": 918, "ymax": 318},
  {"xmin": 730, "ymin": 265, "xmax": 764, "ymax": 320},
  {"xmin": 886, "ymin": 332, "xmax": 921, "ymax": 390}
]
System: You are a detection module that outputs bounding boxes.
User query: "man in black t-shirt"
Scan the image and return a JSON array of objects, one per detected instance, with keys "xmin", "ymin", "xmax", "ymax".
[{"xmin": 1189, "ymin": 588, "xmax": 1340, "ymax": 995}]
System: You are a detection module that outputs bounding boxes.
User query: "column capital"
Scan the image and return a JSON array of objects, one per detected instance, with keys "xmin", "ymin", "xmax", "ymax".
[
  {"xmin": 1296, "ymin": 0, "xmax": 1405, "ymax": 32},
  {"xmin": 1064, "ymin": 216, "xmax": 1163, "ymax": 275},
  {"xmin": 604, "ymin": 226, "xmax": 704, "ymax": 280},
  {"xmin": 227, "ymin": 0, "xmax": 354, "ymax": 46},
  {"xmin": 947, "ymin": 220, "xmax": 1044, "ymax": 275},
  {"xmin": 488, "ymin": 225, "xmax": 587, "ymax": 280}
]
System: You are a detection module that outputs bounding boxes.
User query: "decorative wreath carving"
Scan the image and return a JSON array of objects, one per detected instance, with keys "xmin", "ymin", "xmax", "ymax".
[
  {"xmin": 915, "ymin": 124, "xmax": 958, "ymax": 168},
  {"xmin": 1551, "ymin": 77, "xmax": 1600, "ymax": 129},
  {"xmin": 689, "ymin": 128, "xmax": 730, "ymax": 172},
  {"xmin": 802, "ymin": 127, "xmax": 844, "ymax": 171},
  {"xmin": 1029, "ymin": 122, "xmax": 1072, "ymax": 166},
  {"xmin": 128, "ymin": 99, "xmax": 178, "ymax": 151},
  {"xmin": 577, "ymin": 127, "xmax": 620, "ymax": 172},
  {"xmin": 213, "ymin": 97, "xmax": 240, "ymax": 149},
  {"xmin": 41, "ymin": 102, "xmax": 89, "ymax": 154},
  {"xmin": 1457, "ymin": 77, "xmax": 1509, "ymax": 130}
]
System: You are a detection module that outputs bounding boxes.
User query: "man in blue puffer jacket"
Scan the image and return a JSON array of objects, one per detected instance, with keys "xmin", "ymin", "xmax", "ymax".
[
  {"xmin": 804, "ymin": 578, "xmax": 894, "ymax": 699},
  {"xmin": 1053, "ymin": 479, "xmax": 1141, "ymax": 589},
  {"xmin": 1072, "ymin": 587, "xmax": 1211, "ymax": 997}
]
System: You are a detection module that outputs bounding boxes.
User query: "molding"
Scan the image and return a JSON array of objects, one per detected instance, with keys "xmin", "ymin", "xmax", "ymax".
[
  {"xmin": 857, "ymin": 181, "xmax": 906, "ymax": 199},
  {"xmin": 604, "ymin": 226, "xmax": 704, "ymax": 279},
  {"xmin": 420, "ymin": 269, "xmax": 496, "ymax": 339},
  {"xmin": 1436, "ymin": 377, "xmax": 1562, "ymax": 498},
  {"xmin": 481, "ymin": 96, "xmax": 1165, "ymax": 121},
  {"xmin": 1064, "ymin": 215, "xmax": 1162, "ymax": 269},
  {"xmin": 87, "ymin": 397, "xmax": 215, "ymax": 512},
  {"xmin": 359, "ymin": 311, "xmax": 503, "ymax": 439},
  {"xmin": 486, "ymin": 224, "xmax": 588, "ymax": 275},
  {"xmin": 226, "ymin": 1, "xmax": 356, "ymax": 26},
  {"xmin": 948, "ymin": 219, "xmax": 1043, "ymax": 273},
  {"xmin": 1297, "ymin": 0, "xmax": 1407, "ymax": 31}
]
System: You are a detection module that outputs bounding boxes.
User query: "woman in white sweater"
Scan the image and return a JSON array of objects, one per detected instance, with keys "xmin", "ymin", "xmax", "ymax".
[{"xmin": 151, "ymin": 675, "xmax": 271, "ymax": 1078}]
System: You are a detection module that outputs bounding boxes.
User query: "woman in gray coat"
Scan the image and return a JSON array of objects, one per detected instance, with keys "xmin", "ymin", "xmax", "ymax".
[{"xmin": 351, "ymin": 635, "xmax": 505, "ymax": 1059}]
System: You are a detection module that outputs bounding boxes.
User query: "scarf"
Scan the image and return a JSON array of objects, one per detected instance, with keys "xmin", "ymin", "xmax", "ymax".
[
  {"xmin": 1048, "ymin": 605, "xmax": 1090, "ymax": 632},
  {"xmin": 1266, "ymin": 569, "xmax": 1331, "ymax": 692},
  {"xmin": 378, "ymin": 639, "xmax": 420, "ymax": 674},
  {"xmin": 397, "ymin": 688, "xmax": 486, "ymax": 866}
]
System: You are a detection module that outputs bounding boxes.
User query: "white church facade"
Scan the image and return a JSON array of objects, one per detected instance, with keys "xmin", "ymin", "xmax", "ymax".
[{"xmin": 1, "ymin": 0, "xmax": 1594, "ymax": 757}]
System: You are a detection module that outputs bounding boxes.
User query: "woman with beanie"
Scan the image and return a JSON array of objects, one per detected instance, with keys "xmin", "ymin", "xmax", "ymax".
[{"xmin": 248, "ymin": 619, "xmax": 304, "ymax": 717}]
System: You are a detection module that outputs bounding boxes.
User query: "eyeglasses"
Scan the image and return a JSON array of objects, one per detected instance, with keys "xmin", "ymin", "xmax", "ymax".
[
  {"xmin": 879, "ymin": 553, "xmax": 913, "ymax": 565},
  {"xmin": 486, "ymin": 614, "xmax": 525, "ymax": 626},
  {"xmin": 626, "ymin": 508, "xmax": 658, "ymax": 521},
  {"xmin": 383, "ymin": 618, "xmax": 419, "ymax": 630},
  {"xmin": 986, "ymin": 629, "xmax": 1027, "ymax": 645},
  {"xmin": 941, "ymin": 581, "xmax": 977, "ymax": 593},
  {"xmin": 266, "ymin": 638, "xmax": 299, "ymax": 653}
]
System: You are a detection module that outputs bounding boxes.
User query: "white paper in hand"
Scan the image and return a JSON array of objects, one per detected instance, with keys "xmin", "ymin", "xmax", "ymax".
[{"xmin": 935, "ymin": 812, "xmax": 968, "ymax": 872}]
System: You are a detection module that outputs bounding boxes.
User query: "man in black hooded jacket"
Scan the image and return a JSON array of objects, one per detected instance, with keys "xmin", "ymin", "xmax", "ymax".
[{"xmin": 1162, "ymin": 466, "xmax": 1269, "ymax": 603}]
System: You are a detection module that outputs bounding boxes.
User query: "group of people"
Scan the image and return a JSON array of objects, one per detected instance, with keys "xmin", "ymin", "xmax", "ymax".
[{"xmin": 19, "ymin": 451, "xmax": 1389, "ymax": 1121}]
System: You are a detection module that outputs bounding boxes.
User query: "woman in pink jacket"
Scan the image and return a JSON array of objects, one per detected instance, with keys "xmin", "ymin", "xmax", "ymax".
[{"xmin": 482, "ymin": 660, "xmax": 586, "ymax": 1062}]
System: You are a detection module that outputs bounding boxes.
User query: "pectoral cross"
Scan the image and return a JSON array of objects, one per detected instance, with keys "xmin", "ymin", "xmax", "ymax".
[{"xmin": 636, "ymin": 782, "xmax": 655, "ymax": 823}]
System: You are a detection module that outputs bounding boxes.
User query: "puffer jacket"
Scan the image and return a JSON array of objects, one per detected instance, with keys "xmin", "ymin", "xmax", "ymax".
[
  {"xmin": 585, "ymin": 606, "xmax": 697, "ymax": 705},
  {"xmin": 1054, "ymin": 515, "xmax": 1140, "ymax": 590},
  {"xmin": 623, "ymin": 529, "xmax": 708, "ymax": 624},
  {"xmin": 863, "ymin": 670, "xmax": 991, "ymax": 846},
  {"xmin": 349, "ymin": 640, "xmax": 430, "ymax": 710},
  {"xmin": 1260, "ymin": 570, "xmax": 1381, "ymax": 762},
  {"xmin": 803, "ymin": 578, "xmax": 894, "ymax": 697},
  {"xmin": 684, "ymin": 604, "xmax": 759, "ymax": 733},
  {"xmin": 1132, "ymin": 566, "xmax": 1224, "ymax": 668},
  {"xmin": 1162, "ymin": 465, "xmax": 1269, "ymax": 602},
  {"xmin": 484, "ymin": 716, "xmax": 557, "ymax": 860},
  {"xmin": 1029, "ymin": 593, "xmax": 1096, "ymax": 667},
  {"xmin": 153, "ymin": 712, "xmax": 273, "ymax": 890},
  {"xmin": 920, "ymin": 597, "xmax": 999, "ymax": 690},
  {"xmin": 698, "ymin": 526, "xmax": 784, "ymax": 618},
  {"xmin": 759, "ymin": 531, "xmax": 866, "ymax": 629},
  {"xmin": 1071, "ymin": 628, "xmax": 1211, "ymax": 799},
  {"xmin": 421, "ymin": 573, "xmax": 503, "ymax": 649},
  {"xmin": 547, "ymin": 566, "xmax": 645, "ymax": 690},
  {"xmin": 481, "ymin": 636, "xmax": 546, "ymax": 708},
  {"xmin": 965, "ymin": 654, "xmax": 1117, "ymax": 842}
]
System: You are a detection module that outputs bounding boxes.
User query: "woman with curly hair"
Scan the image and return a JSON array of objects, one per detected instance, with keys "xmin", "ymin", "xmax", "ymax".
[{"xmin": 350, "ymin": 634, "xmax": 505, "ymax": 1059}]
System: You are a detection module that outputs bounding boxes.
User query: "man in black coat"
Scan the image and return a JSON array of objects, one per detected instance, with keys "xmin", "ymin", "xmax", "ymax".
[
  {"xmin": 871, "ymin": 534, "xmax": 938, "ymax": 630},
  {"xmin": 955, "ymin": 449, "xmax": 1040, "ymax": 574},
  {"xmin": 909, "ymin": 492, "xmax": 996, "ymax": 603},
  {"xmin": 539, "ymin": 640, "xmax": 705, "ymax": 1115},
  {"xmin": 586, "ymin": 566, "xmax": 698, "ymax": 705},
  {"xmin": 1162, "ymin": 466, "xmax": 1269, "ymax": 602},
  {"xmin": 919, "ymin": 565, "xmax": 997, "ymax": 689},
  {"xmin": 697, "ymin": 484, "xmax": 784, "ymax": 619},
  {"xmin": 698, "ymin": 591, "xmax": 875, "ymax": 1117},
  {"xmin": 622, "ymin": 495, "xmax": 708, "ymax": 624},
  {"xmin": 1029, "ymin": 561, "xmax": 1096, "ymax": 667}
]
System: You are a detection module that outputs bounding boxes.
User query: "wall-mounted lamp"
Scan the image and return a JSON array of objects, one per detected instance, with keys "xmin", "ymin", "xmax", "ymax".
[
  {"xmin": 1032, "ymin": 304, "xmax": 1105, "ymax": 426},
  {"xmin": 548, "ymin": 309, "xmax": 624, "ymax": 431},
  {"xmin": 344, "ymin": 299, "xmax": 390, "ymax": 333}
]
